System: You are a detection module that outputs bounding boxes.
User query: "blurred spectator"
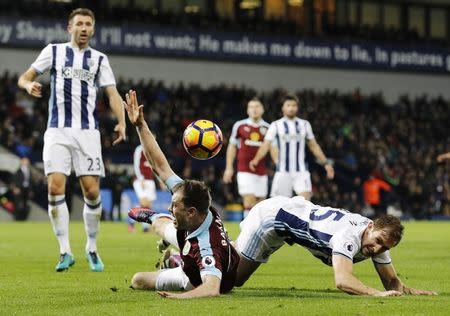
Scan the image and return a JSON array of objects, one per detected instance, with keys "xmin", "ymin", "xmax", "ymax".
[
  {"xmin": 1, "ymin": 71, "xmax": 449, "ymax": 219},
  {"xmin": 10, "ymin": 157, "xmax": 33, "ymax": 220},
  {"xmin": 363, "ymin": 173, "xmax": 392, "ymax": 218}
]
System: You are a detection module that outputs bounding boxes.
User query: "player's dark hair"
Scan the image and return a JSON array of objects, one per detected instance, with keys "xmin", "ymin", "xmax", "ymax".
[
  {"xmin": 373, "ymin": 215, "xmax": 404, "ymax": 245},
  {"xmin": 172, "ymin": 180, "xmax": 211, "ymax": 214},
  {"xmin": 69, "ymin": 8, "xmax": 95, "ymax": 23},
  {"xmin": 281, "ymin": 94, "xmax": 300, "ymax": 106}
]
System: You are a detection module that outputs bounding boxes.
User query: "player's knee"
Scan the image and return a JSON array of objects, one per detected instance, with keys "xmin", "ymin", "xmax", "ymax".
[
  {"xmin": 83, "ymin": 188, "xmax": 99, "ymax": 201},
  {"xmin": 48, "ymin": 183, "xmax": 64, "ymax": 195},
  {"xmin": 140, "ymin": 198, "xmax": 151, "ymax": 208}
]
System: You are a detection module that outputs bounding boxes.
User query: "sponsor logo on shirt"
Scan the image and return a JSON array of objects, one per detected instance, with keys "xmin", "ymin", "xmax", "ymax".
[{"xmin": 62, "ymin": 67, "xmax": 95, "ymax": 84}]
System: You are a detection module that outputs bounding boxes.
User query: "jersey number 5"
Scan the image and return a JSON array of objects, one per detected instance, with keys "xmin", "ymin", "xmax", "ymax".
[{"xmin": 309, "ymin": 209, "xmax": 345, "ymax": 221}]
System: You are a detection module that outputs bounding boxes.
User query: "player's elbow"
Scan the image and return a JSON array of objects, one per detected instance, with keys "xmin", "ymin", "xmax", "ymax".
[{"xmin": 334, "ymin": 275, "xmax": 350, "ymax": 292}]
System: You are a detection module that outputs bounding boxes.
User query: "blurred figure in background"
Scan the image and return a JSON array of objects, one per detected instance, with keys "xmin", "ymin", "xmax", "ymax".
[
  {"xmin": 10, "ymin": 157, "xmax": 33, "ymax": 221},
  {"xmin": 363, "ymin": 173, "xmax": 392, "ymax": 218},
  {"xmin": 130, "ymin": 144, "xmax": 156, "ymax": 233},
  {"xmin": 223, "ymin": 98, "xmax": 271, "ymax": 219}
]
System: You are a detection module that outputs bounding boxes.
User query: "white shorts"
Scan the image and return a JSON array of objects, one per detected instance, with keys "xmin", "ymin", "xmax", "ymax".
[
  {"xmin": 237, "ymin": 172, "xmax": 268, "ymax": 198},
  {"xmin": 155, "ymin": 266, "xmax": 194, "ymax": 291},
  {"xmin": 236, "ymin": 199, "xmax": 285, "ymax": 263},
  {"xmin": 43, "ymin": 128, "xmax": 105, "ymax": 177},
  {"xmin": 133, "ymin": 179, "xmax": 156, "ymax": 201},
  {"xmin": 270, "ymin": 171, "xmax": 312, "ymax": 197}
]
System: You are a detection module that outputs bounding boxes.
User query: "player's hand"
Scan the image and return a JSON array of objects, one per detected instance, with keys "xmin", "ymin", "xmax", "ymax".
[
  {"xmin": 157, "ymin": 291, "xmax": 182, "ymax": 299},
  {"xmin": 249, "ymin": 159, "xmax": 258, "ymax": 172},
  {"xmin": 112, "ymin": 123, "xmax": 126, "ymax": 145},
  {"xmin": 437, "ymin": 153, "xmax": 450, "ymax": 163},
  {"xmin": 374, "ymin": 290, "xmax": 402, "ymax": 297},
  {"xmin": 223, "ymin": 168, "xmax": 233, "ymax": 183},
  {"xmin": 403, "ymin": 287, "xmax": 438, "ymax": 296},
  {"xmin": 26, "ymin": 81, "xmax": 42, "ymax": 98},
  {"xmin": 124, "ymin": 90, "xmax": 144, "ymax": 127},
  {"xmin": 325, "ymin": 163, "xmax": 335, "ymax": 179}
]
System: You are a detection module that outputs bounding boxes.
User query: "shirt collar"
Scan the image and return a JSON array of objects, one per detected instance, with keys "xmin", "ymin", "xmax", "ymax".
[
  {"xmin": 245, "ymin": 118, "xmax": 262, "ymax": 126},
  {"xmin": 67, "ymin": 42, "xmax": 91, "ymax": 52},
  {"xmin": 185, "ymin": 210, "xmax": 212, "ymax": 240}
]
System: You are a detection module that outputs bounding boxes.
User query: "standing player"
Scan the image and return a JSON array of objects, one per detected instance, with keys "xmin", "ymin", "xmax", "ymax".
[
  {"xmin": 223, "ymin": 98, "xmax": 271, "ymax": 218},
  {"xmin": 125, "ymin": 90, "xmax": 239, "ymax": 299},
  {"xmin": 234, "ymin": 196, "xmax": 437, "ymax": 296},
  {"xmin": 130, "ymin": 144, "xmax": 156, "ymax": 233},
  {"xmin": 17, "ymin": 8, "xmax": 126, "ymax": 272},
  {"xmin": 250, "ymin": 94, "xmax": 334, "ymax": 200}
]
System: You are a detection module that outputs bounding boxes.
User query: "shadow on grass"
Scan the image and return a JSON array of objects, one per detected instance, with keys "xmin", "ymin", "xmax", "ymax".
[
  {"xmin": 231, "ymin": 287, "xmax": 449, "ymax": 299},
  {"xmin": 231, "ymin": 287, "xmax": 343, "ymax": 299}
]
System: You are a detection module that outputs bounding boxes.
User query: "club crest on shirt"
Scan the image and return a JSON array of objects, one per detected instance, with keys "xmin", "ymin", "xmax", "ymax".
[
  {"xmin": 259, "ymin": 126, "xmax": 267, "ymax": 135},
  {"xmin": 202, "ymin": 256, "xmax": 216, "ymax": 268},
  {"xmin": 182, "ymin": 241, "xmax": 191, "ymax": 255}
]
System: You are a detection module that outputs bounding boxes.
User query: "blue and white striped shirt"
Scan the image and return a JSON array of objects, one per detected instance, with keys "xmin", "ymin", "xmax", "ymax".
[
  {"xmin": 264, "ymin": 117, "xmax": 315, "ymax": 173},
  {"xmin": 31, "ymin": 42, "xmax": 116, "ymax": 130}
]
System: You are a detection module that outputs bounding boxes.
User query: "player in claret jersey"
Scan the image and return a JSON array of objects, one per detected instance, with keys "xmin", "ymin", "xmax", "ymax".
[
  {"xmin": 223, "ymin": 98, "xmax": 272, "ymax": 218},
  {"xmin": 125, "ymin": 90, "xmax": 239, "ymax": 299}
]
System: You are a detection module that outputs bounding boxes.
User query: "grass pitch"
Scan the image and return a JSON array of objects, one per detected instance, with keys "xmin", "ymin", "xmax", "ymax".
[{"xmin": 0, "ymin": 220, "xmax": 449, "ymax": 315}]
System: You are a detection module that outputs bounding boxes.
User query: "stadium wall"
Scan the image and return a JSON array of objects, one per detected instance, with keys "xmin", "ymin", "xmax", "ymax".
[{"xmin": 1, "ymin": 47, "xmax": 449, "ymax": 103}]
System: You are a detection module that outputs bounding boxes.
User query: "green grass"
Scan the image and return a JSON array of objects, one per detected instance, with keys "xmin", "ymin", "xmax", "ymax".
[{"xmin": 0, "ymin": 221, "xmax": 449, "ymax": 315}]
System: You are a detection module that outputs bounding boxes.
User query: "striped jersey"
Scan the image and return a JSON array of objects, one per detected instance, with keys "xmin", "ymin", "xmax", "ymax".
[
  {"xmin": 31, "ymin": 42, "xmax": 116, "ymax": 130},
  {"xmin": 229, "ymin": 118, "xmax": 270, "ymax": 175},
  {"xmin": 259, "ymin": 196, "xmax": 391, "ymax": 266},
  {"xmin": 264, "ymin": 117, "xmax": 314, "ymax": 173},
  {"xmin": 133, "ymin": 145, "xmax": 154, "ymax": 180}
]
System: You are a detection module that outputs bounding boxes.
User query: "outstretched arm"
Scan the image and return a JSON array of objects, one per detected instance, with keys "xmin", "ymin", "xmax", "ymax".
[
  {"xmin": 332, "ymin": 255, "xmax": 401, "ymax": 296},
  {"xmin": 374, "ymin": 262, "xmax": 437, "ymax": 295},
  {"xmin": 124, "ymin": 90, "xmax": 175, "ymax": 183},
  {"xmin": 158, "ymin": 275, "xmax": 221, "ymax": 299}
]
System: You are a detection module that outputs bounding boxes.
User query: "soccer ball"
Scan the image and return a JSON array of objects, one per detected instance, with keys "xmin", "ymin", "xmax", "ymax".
[{"xmin": 182, "ymin": 119, "xmax": 223, "ymax": 160}]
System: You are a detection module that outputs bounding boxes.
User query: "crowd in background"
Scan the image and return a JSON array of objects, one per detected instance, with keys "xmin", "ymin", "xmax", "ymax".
[
  {"xmin": 1, "ymin": 70, "xmax": 449, "ymax": 219},
  {"xmin": 0, "ymin": 1, "xmax": 445, "ymax": 48}
]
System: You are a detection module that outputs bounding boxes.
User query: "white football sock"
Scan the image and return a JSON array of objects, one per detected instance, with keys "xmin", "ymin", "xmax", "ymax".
[
  {"xmin": 83, "ymin": 196, "xmax": 102, "ymax": 253},
  {"xmin": 48, "ymin": 194, "xmax": 71, "ymax": 255}
]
